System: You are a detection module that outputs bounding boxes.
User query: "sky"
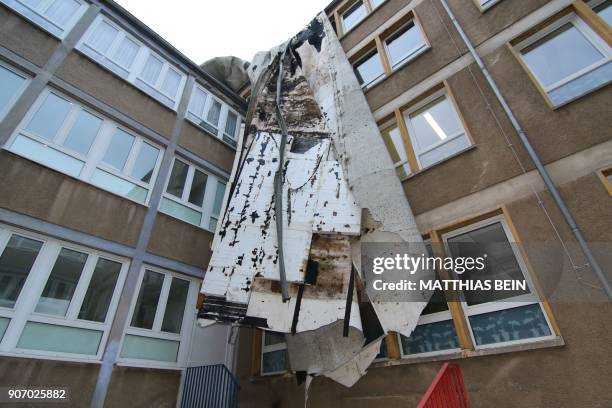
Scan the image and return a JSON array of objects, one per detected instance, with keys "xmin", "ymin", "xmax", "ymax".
[{"xmin": 114, "ymin": 0, "xmax": 332, "ymax": 64}]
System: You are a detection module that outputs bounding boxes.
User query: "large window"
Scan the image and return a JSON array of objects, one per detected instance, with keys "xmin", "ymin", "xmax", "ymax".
[
  {"xmin": 353, "ymin": 49, "xmax": 384, "ymax": 88},
  {"xmin": 0, "ymin": 63, "xmax": 28, "ymax": 121},
  {"xmin": 515, "ymin": 13, "xmax": 611, "ymax": 107},
  {"xmin": 442, "ymin": 216, "xmax": 555, "ymax": 348},
  {"xmin": 187, "ymin": 83, "xmax": 242, "ymax": 148},
  {"xmin": 77, "ymin": 15, "xmax": 187, "ymax": 110},
  {"xmin": 8, "ymin": 89, "xmax": 163, "ymax": 205},
  {"xmin": 341, "ymin": 1, "xmax": 367, "ymax": 33},
  {"xmin": 383, "ymin": 20, "xmax": 428, "ymax": 70},
  {"xmin": 261, "ymin": 331, "xmax": 288, "ymax": 375},
  {"xmin": 160, "ymin": 157, "xmax": 228, "ymax": 231},
  {"xmin": 119, "ymin": 267, "xmax": 197, "ymax": 366},
  {"xmin": 0, "ymin": 225, "xmax": 127, "ymax": 359},
  {"xmin": 0, "ymin": 0, "xmax": 87, "ymax": 38},
  {"xmin": 403, "ymin": 90, "xmax": 471, "ymax": 169}
]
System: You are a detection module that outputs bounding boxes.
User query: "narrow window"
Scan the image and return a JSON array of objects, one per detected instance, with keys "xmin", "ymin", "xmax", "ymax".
[
  {"xmin": 353, "ymin": 49, "xmax": 384, "ymax": 88},
  {"xmin": 261, "ymin": 331, "xmax": 288, "ymax": 375},
  {"xmin": 380, "ymin": 121, "xmax": 410, "ymax": 178}
]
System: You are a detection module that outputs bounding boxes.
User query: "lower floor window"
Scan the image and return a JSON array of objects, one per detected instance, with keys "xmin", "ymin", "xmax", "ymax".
[
  {"xmin": 119, "ymin": 266, "xmax": 198, "ymax": 366},
  {"xmin": 0, "ymin": 224, "xmax": 128, "ymax": 359},
  {"xmin": 261, "ymin": 331, "xmax": 288, "ymax": 375}
]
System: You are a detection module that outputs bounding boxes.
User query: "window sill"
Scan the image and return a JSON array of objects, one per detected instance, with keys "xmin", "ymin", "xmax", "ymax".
[
  {"xmin": 371, "ymin": 336, "xmax": 564, "ymax": 369},
  {"xmin": 400, "ymin": 144, "xmax": 477, "ymax": 182},
  {"xmin": 0, "ymin": 350, "xmax": 103, "ymax": 365},
  {"xmin": 115, "ymin": 360, "xmax": 184, "ymax": 371}
]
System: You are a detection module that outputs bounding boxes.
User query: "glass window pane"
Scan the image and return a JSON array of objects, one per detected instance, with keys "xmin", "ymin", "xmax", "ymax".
[
  {"xmin": 35, "ymin": 248, "xmax": 88, "ymax": 316},
  {"xmin": 102, "ymin": 129, "xmax": 135, "ymax": 170},
  {"xmin": 190, "ymin": 87, "xmax": 208, "ymax": 118},
  {"xmin": 91, "ymin": 169, "xmax": 148, "ymax": 203},
  {"xmin": 262, "ymin": 349, "xmax": 286, "ymax": 374},
  {"xmin": 343, "ymin": 1, "xmax": 366, "ymax": 31},
  {"xmin": 0, "ymin": 65, "xmax": 26, "ymax": 115},
  {"xmin": 375, "ymin": 339, "xmax": 388, "ymax": 359},
  {"xmin": 224, "ymin": 111, "xmax": 238, "ymax": 137},
  {"xmin": 469, "ymin": 303, "xmax": 552, "ymax": 346},
  {"xmin": 188, "ymin": 170, "xmax": 208, "ymax": 207},
  {"xmin": 131, "ymin": 142, "xmax": 159, "ymax": 184},
  {"xmin": 160, "ymin": 198, "xmax": 202, "ymax": 225},
  {"xmin": 206, "ymin": 100, "xmax": 222, "ymax": 126},
  {"xmin": 212, "ymin": 182, "xmax": 226, "ymax": 216},
  {"xmin": 26, "ymin": 93, "xmax": 72, "ymax": 140},
  {"xmin": 17, "ymin": 322, "xmax": 102, "ymax": 355},
  {"xmin": 120, "ymin": 334, "xmax": 179, "ymax": 362},
  {"xmin": 161, "ymin": 278, "xmax": 190, "ymax": 334},
  {"xmin": 0, "ymin": 235, "xmax": 43, "ymax": 309},
  {"xmin": 62, "ymin": 110, "xmax": 102, "ymax": 155},
  {"xmin": 370, "ymin": 0, "xmax": 385, "ymax": 7},
  {"xmin": 595, "ymin": 1, "xmax": 612, "ymax": 25},
  {"xmin": 43, "ymin": 0, "xmax": 79, "ymax": 27},
  {"xmin": 166, "ymin": 159, "xmax": 189, "ymax": 198},
  {"xmin": 264, "ymin": 331, "xmax": 285, "ymax": 346},
  {"xmin": 354, "ymin": 51, "xmax": 383, "ymax": 86},
  {"xmin": 131, "ymin": 270, "xmax": 165, "ymax": 329},
  {"xmin": 11, "ymin": 135, "xmax": 84, "ymax": 177},
  {"xmin": 161, "ymin": 68, "xmax": 181, "ymax": 99},
  {"xmin": 446, "ymin": 221, "xmax": 530, "ymax": 305},
  {"xmin": 88, "ymin": 20, "xmax": 118, "ymax": 54},
  {"xmin": 400, "ymin": 320, "xmax": 459, "ymax": 355},
  {"xmin": 408, "ymin": 96, "xmax": 463, "ymax": 152},
  {"xmin": 112, "ymin": 37, "xmax": 140, "ymax": 68},
  {"xmin": 0, "ymin": 317, "xmax": 9, "ymax": 341},
  {"xmin": 140, "ymin": 55, "xmax": 163, "ymax": 85},
  {"xmin": 522, "ymin": 23, "xmax": 604, "ymax": 88},
  {"xmin": 386, "ymin": 22, "xmax": 425, "ymax": 68},
  {"xmin": 78, "ymin": 258, "xmax": 121, "ymax": 322}
]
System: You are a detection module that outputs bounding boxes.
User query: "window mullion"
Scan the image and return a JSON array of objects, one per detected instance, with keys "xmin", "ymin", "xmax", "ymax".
[
  {"xmin": 152, "ymin": 274, "xmax": 172, "ymax": 332},
  {"xmin": 81, "ymin": 121, "xmax": 113, "ymax": 181},
  {"xmin": 65, "ymin": 254, "xmax": 98, "ymax": 320},
  {"xmin": 182, "ymin": 165, "xmax": 195, "ymax": 203},
  {"xmin": 123, "ymin": 137, "xmax": 142, "ymax": 176},
  {"xmin": 53, "ymin": 104, "xmax": 79, "ymax": 145},
  {"xmin": 394, "ymin": 109, "xmax": 419, "ymax": 173}
]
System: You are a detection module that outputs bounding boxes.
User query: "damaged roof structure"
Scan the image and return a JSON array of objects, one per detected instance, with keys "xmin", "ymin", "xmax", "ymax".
[{"xmin": 199, "ymin": 13, "xmax": 432, "ymax": 387}]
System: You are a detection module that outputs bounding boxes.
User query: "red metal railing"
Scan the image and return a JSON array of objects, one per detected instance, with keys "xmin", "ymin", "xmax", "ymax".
[{"xmin": 417, "ymin": 363, "xmax": 470, "ymax": 408}]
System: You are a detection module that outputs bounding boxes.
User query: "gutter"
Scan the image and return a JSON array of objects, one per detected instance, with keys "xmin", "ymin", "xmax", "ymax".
[{"xmin": 439, "ymin": 0, "xmax": 612, "ymax": 300}]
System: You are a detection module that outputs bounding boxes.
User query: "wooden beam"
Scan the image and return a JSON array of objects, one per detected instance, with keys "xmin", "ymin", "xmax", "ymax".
[
  {"xmin": 385, "ymin": 332, "xmax": 402, "ymax": 360},
  {"xmin": 573, "ymin": 0, "xmax": 612, "ymax": 46},
  {"xmin": 375, "ymin": 36, "xmax": 393, "ymax": 76},
  {"xmin": 394, "ymin": 109, "xmax": 420, "ymax": 174},
  {"xmin": 250, "ymin": 328, "xmax": 262, "ymax": 377}
]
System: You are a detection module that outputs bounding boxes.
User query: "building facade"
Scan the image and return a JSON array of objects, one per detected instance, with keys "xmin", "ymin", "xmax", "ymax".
[
  {"xmin": 236, "ymin": 0, "xmax": 612, "ymax": 407},
  {"xmin": 0, "ymin": 0, "xmax": 246, "ymax": 406}
]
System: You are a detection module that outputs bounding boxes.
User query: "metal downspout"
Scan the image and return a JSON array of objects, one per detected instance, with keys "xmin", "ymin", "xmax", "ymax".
[{"xmin": 439, "ymin": 0, "xmax": 612, "ymax": 300}]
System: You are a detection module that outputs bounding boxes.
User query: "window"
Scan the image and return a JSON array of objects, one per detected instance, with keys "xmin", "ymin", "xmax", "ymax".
[
  {"xmin": 8, "ymin": 89, "xmax": 163, "ymax": 205},
  {"xmin": 341, "ymin": 1, "xmax": 367, "ymax": 32},
  {"xmin": 120, "ymin": 267, "xmax": 197, "ymax": 366},
  {"xmin": 261, "ymin": 331, "xmax": 288, "ymax": 375},
  {"xmin": 598, "ymin": 167, "xmax": 612, "ymax": 195},
  {"xmin": 353, "ymin": 49, "xmax": 384, "ymax": 88},
  {"xmin": 370, "ymin": 0, "xmax": 386, "ymax": 8},
  {"xmin": 384, "ymin": 21, "xmax": 428, "ymax": 69},
  {"xmin": 442, "ymin": 216, "xmax": 555, "ymax": 348},
  {"xmin": 0, "ymin": 63, "xmax": 28, "ymax": 120},
  {"xmin": 380, "ymin": 121, "xmax": 411, "ymax": 178},
  {"xmin": 160, "ymin": 157, "xmax": 228, "ymax": 231},
  {"xmin": 399, "ymin": 242, "xmax": 460, "ymax": 357},
  {"xmin": 515, "ymin": 13, "xmax": 611, "ymax": 107},
  {"xmin": 403, "ymin": 90, "xmax": 471, "ymax": 169},
  {"xmin": 0, "ymin": 225, "xmax": 127, "ymax": 359},
  {"xmin": 77, "ymin": 15, "xmax": 187, "ymax": 110},
  {"xmin": 0, "ymin": 0, "xmax": 87, "ymax": 38},
  {"xmin": 186, "ymin": 83, "xmax": 242, "ymax": 148},
  {"xmin": 592, "ymin": 0, "xmax": 612, "ymax": 25},
  {"xmin": 475, "ymin": 0, "xmax": 502, "ymax": 12}
]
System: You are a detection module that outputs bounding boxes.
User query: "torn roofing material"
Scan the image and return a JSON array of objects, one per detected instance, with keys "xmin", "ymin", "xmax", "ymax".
[{"xmin": 199, "ymin": 13, "xmax": 432, "ymax": 387}]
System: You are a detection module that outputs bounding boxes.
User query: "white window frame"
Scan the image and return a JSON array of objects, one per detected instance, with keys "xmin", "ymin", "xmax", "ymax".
[
  {"xmin": 7, "ymin": 88, "xmax": 164, "ymax": 205},
  {"xmin": 161, "ymin": 157, "xmax": 228, "ymax": 232},
  {"xmin": 383, "ymin": 19, "xmax": 429, "ymax": 71},
  {"xmin": 0, "ymin": 224, "xmax": 129, "ymax": 362},
  {"xmin": 403, "ymin": 89, "xmax": 471, "ymax": 170},
  {"xmin": 515, "ymin": 12, "xmax": 612, "ymax": 107},
  {"xmin": 260, "ymin": 330, "xmax": 288, "ymax": 376},
  {"xmin": 1, "ymin": 0, "xmax": 87, "ymax": 38},
  {"xmin": 0, "ymin": 61, "xmax": 30, "ymax": 121},
  {"xmin": 353, "ymin": 48, "xmax": 385, "ymax": 89},
  {"xmin": 208, "ymin": 180, "xmax": 226, "ymax": 231},
  {"xmin": 117, "ymin": 265, "xmax": 199, "ymax": 369},
  {"xmin": 76, "ymin": 15, "xmax": 187, "ymax": 111},
  {"xmin": 341, "ymin": 0, "xmax": 368, "ymax": 34},
  {"xmin": 441, "ymin": 215, "xmax": 556, "ymax": 350},
  {"xmin": 475, "ymin": 0, "xmax": 502, "ymax": 12}
]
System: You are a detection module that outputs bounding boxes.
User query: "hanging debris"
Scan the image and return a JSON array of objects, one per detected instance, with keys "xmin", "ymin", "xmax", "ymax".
[{"xmin": 199, "ymin": 13, "xmax": 432, "ymax": 387}]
